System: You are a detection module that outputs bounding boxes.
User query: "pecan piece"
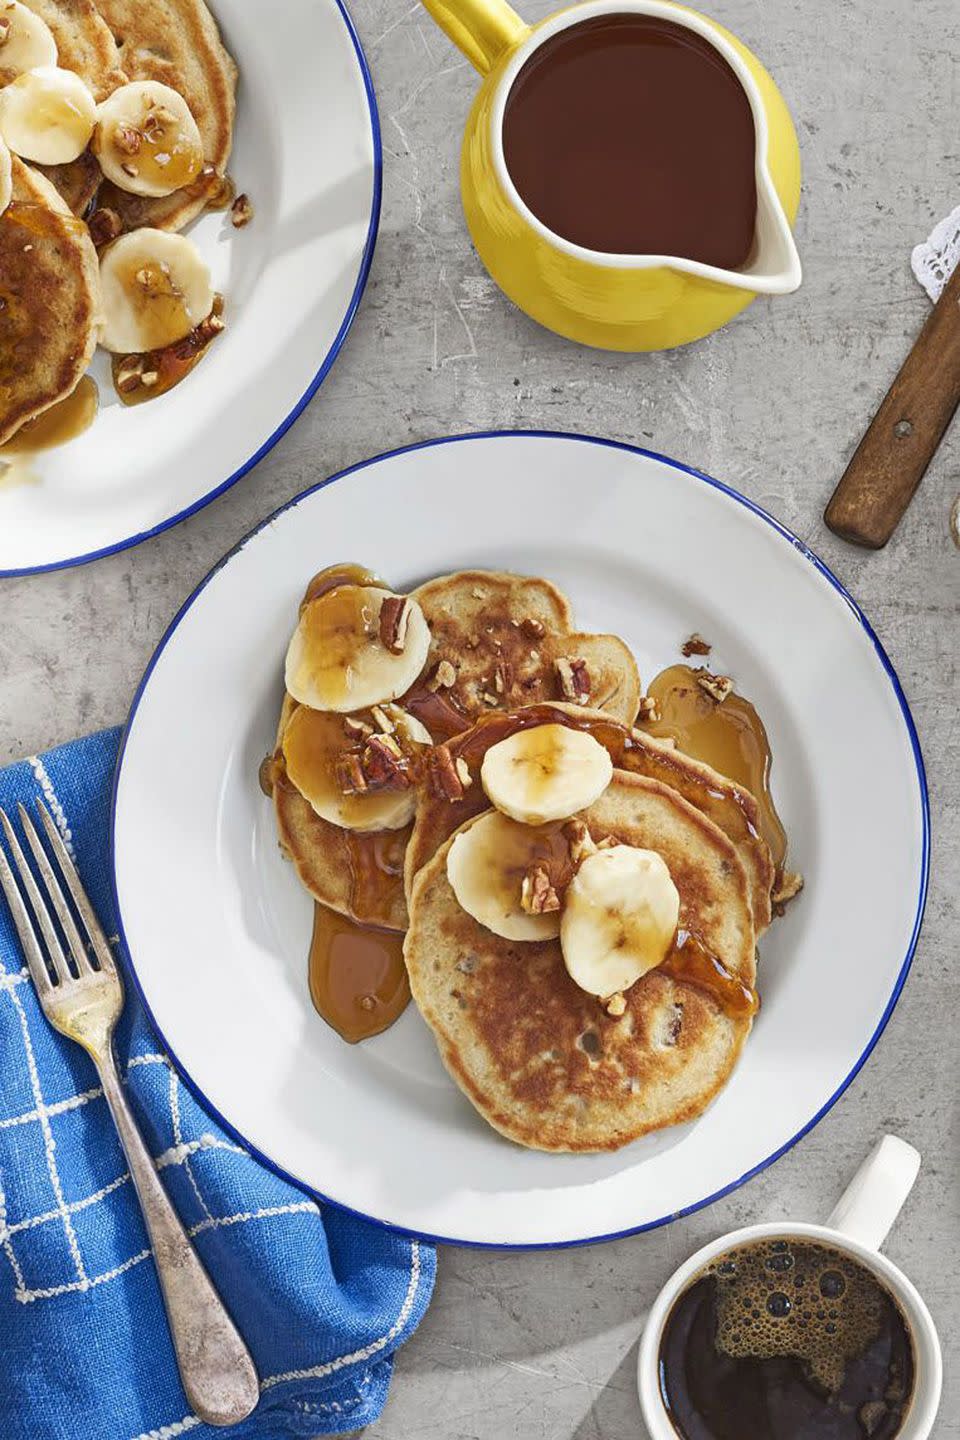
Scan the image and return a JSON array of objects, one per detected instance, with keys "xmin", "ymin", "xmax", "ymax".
[
  {"xmin": 521, "ymin": 617, "xmax": 545, "ymax": 640},
  {"xmin": 493, "ymin": 659, "xmax": 513, "ymax": 695},
  {"xmin": 378, "ymin": 595, "xmax": 410, "ymax": 654},
  {"xmin": 771, "ymin": 870, "xmax": 804, "ymax": 916},
  {"xmin": 555, "ymin": 656, "xmax": 591, "ymax": 705},
  {"xmin": 681, "ymin": 633, "xmax": 712, "ymax": 658},
  {"xmin": 231, "ymin": 192, "xmax": 254, "ymax": 228},
  {"xmin": 361, "ymin": 734, "xmax": 410, "ymax": 789},
  {"xmin": 115, "ymin": 124, "xmax": 142, "ymax": 156},
  {"xmin": 87, "ymin": 207, "xmax": 122, "ymax": 248},
  {"xmin": 336, "ymin": 753, "xmax": 368, "ymax": 796},
  {"xmin": 695, "ymin": 669, "xmax": 733, "ymax": 704},
  {"xmin": 431, "ymin": 745, "xmax": 465, "ymax": 801},
  {"xmin": 520, "ymin": 866, "xmax": 560, "ymax": 915},
  {"xmin": 637, "ymin": 695, "xmax": 660, "ymax": 723},
  {"xmin": 605, "ymin": 993, "xmax": 627, "ymax": 1018},
  {"xmin": 426, "ymin": 658, "xmax": 457, "ymax": 691}
]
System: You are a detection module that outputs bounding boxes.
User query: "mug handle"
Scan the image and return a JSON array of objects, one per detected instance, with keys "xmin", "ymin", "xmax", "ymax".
[
  {"xmin": 826, "ymin": 1135, "xmax": 921, "ymax": 1251},
  {"xmin": 418, "ymin": 0, "xmax": 530, "ymax": 74}
]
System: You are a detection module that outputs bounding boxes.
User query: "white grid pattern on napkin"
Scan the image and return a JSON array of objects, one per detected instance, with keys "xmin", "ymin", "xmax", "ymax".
[{"xmin": 0, "ymin": 760, "xmax": 427, "ymax": 1440}]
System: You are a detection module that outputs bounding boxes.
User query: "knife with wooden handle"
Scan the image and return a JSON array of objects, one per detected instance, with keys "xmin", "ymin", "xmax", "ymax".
[{"xmin": 825, "ymin": 259, "xmax": 960, "ymax": 548}]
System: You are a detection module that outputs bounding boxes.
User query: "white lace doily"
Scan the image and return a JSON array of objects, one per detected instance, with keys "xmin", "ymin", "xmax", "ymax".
[{"xmin": 911, "ymin": 204, "xmax": 960, "ymax": 302}]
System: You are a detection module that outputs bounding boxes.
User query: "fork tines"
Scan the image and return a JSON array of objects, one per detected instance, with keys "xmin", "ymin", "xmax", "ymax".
[{"xmin": 0, "ymin": 801, "xmax": 116, "ymax": 992}]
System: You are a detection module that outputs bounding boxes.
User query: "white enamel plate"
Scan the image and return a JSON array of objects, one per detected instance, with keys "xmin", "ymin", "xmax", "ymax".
[
  {"xmin": 0, "ymin": 0, "xmax": 379, "ymax": 576},
  {"xmin": 112, "ymin": 434, "xmax": 929, "ymax": 1248}
]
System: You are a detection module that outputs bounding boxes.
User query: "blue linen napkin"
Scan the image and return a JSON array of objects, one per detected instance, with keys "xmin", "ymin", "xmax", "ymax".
[{"xmin": 0, "ymin": 729, "xmax": 435, "ymax": 1440}]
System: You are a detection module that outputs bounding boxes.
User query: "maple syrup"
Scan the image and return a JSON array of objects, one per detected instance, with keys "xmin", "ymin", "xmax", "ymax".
[
  {"xmin": 661, "ymin": 927, "xmax": 758, "ymax": 1018},
  {"xmin": 112, "ymin": 294, "xmax": 224, "ymax": 405},
  {"xmin": 183, "ymin": 164, "xmax": 236, "ymax": 211},
  {"xmin": 301, "ymin": 562, "xmax": 386, "ymax": 611},
  {"xmin": 640, "ymin": 665, "xmax": 787, "ymax": 872},
  {"xmin": 292, "ymin": 586, "xmax": 388, "ymax": 710},
  {"xmin": 402, "ymin": 682, "xmax": 469, "ymax": 742},
  {"xmin": 308, "ymin": 903, "xmax": 409, "ymax": 1043},
  {"xmin": 1, "ymin": 376, "xmax": 98, "ymax": 453},
  {"xmin": 104, "ymin": 109, "xmax": 203, "ymax": 194}
]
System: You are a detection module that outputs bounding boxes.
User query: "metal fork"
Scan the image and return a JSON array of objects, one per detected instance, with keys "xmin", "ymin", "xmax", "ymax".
[{"xmin": 0, "ymin": 800, "xmax": 260, "ymax": 1429}]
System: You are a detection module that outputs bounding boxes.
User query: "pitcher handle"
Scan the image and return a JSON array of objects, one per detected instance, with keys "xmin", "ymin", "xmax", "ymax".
[
  {"xmin": 826, "ymin": 1135, "xmax": 921, "ymax": 1252},
  {"xmin": 419, "ymin": 0, "xmax": 530, "ymax": 74}
]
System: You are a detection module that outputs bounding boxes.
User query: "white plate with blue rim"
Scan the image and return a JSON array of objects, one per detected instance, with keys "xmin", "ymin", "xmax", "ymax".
[
  {"xmin": 0, "ymin": 0, "xmax": 380, "ymax": 577},
  {"xmin": 111, "ymin": 432, "xmax": 929, "ymax": 1248}
]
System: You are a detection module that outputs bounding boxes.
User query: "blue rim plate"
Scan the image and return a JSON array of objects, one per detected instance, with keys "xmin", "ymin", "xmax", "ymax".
[
  {"xmin": 0, "ymin": 0, "xmax": 381, "ymax": 578},
  {"xmin": 111, "ymin": 432, "xmax": 929, "ymax": 1248}
]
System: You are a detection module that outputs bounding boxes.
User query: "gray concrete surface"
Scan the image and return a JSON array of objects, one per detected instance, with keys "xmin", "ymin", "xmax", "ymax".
[{"xmin": 2, "ymin": 0, "xmax": 958, "ymax": 1433}]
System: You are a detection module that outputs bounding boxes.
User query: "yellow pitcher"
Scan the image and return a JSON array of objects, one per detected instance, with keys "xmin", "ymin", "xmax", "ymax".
[{"xmin": 419, "ymin": 0, "xmax": 802, "ymax": 350}]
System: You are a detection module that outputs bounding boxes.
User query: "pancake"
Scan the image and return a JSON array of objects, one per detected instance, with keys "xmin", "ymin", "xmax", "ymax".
[
  {"xmin": 404, "ymin": 771, "xmax": 757, "ymax": 1151},
  {"xmin": 0, "ymin": 159, "xmax": 101, "ymax": 446},
  {"xmin": 94, "ymin": 0, "xmax": 237, "ymax": 232},
  {"xmin": 410, "ymin": 569, "xmax": 641, "ymax": 729},
  {"xmin": 270, "ymin": 570, "xmax": 643, "ymax": 929},
  {"xmin": 35, "ymin": 151, "xmax": 102, "ymax": 216},
  {"xmin": 406, "ymin": 702, "xmax": 775, "ymax": 932}
]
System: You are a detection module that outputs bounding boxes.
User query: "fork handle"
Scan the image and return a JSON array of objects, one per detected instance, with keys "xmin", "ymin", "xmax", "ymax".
[{"xmin": 97, "ymin": 1046, "xmax": 260, "ymax": 1427}]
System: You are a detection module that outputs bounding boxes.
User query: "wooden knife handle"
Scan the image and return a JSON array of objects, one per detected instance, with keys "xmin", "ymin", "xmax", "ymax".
[{"xmin": 825, "ymin": 261, "xmax": 960, "ymax": 548}]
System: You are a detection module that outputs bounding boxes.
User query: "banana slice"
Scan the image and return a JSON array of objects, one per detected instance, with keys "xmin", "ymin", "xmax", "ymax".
[
  {"xmin": 0, "ymin": 136, "xmax": 11, "ymax": 217},
  {"xmin": 446, "ymin": 809, "xmax": 572, "ymax": 942},
  {"xmin": 285, "ymin": 587, "xmax": 431, "ymax": 713},
  {"xmin": 481, "ymin": 723, "xmax": 612, "ymax": 825},
  {"xmin": 94, "ymin": 81, "xmax": 203, "ymax": 198},
  {"xmin": 0, "ymin": 66, "xmax": 95, "ymax": 164},
  {"xmin": 98, "ymin": 229, "xmax": 213, "ymax": 353},
  {"xmin": 0, "ymin": 4, "xmax": 58, "ymax": 82},
  {"xmin": 561, "ymin": 845, "xmax": 679, "ymax": 999},
  {"xmin": 283, "ymin": 703, "xmax": 432, "ymax": 833}
]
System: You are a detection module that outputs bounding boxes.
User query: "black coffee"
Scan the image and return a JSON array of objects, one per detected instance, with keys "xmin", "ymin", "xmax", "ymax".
[{"xmin": 659, "ymin": 1239, "xmax": 915, "ymax": 1440}]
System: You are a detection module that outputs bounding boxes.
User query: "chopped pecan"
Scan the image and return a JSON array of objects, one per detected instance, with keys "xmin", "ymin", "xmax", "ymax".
[
  {"xmin": 114, "ymin": 355, "xmax": 143, "ymax": 395},
  {"xmin": 637, "ymin": 695, "xmax": 660, "ymax": 723},
  {"xmin": 336, "ymin": 753, "xmax": 368, "ymax": 796},
  {"xmin": 231, "ymin": 192, "xmax": 254, "ymax": 228},
  {"xmin": 681, "ymin": 633, "xmax": 712, "ymax": 658},
  {"xmin": 430, "ymin": 745, "xmax": 465, "ymax": 801},
  {"xmin": 426, "ymin": 658, "xmax": 457, "ymax": 691},
  {"xmin": 481, "ymin": 690, "xmax": 499, "ymax": 707},
  {"xmin": 87, "ymin": 207, "xmax": 122, "ymax": 248},
  {"xmin": 555, "ymin": 656, "xmax": 591, "ymax": 705},
  {"xmin": 605, "ymin": 992, "xmax": 627, "ymax": 1018},
  {"xmin": 361, "ymin": 734, "xmax": 410, "ymax": 789},
  {"xmin": 772, "ymin": 870, "xmax": 804, "ymax": 916},
  {"xmin": 344, "ymin": 715, "xmax": 373, "ymax": 738},
  {"xmin": 520, "ymin": 866, "xmax": 560, "ymax": 915},
  {"xmin": 455, "ymin": 757, "xmax": 472, "ymax": 789},
  {"xmin": 115, "ymin": 124, "xmax": 142, "ymax": 156},
  {"xmin": 370, "ymin": 704, "xmax": 395, "ymax": 734},
  {"xmin": 521, "ymin": 617, "xmax": 545, "ymax": 640},
  {"xmin": 695, "ymin": 669, "xmax": 733, "ymax": 704},
  {"xmin": 563, "ymin": 819, "xmax": 596, "ymax": 866},
  {"xmin": 378, "ymin": 596, "xmax": 410, "ymax": 654},
  {"xmin": 493, "ymin": 659, "xmax": 513, "ymax": 695}
]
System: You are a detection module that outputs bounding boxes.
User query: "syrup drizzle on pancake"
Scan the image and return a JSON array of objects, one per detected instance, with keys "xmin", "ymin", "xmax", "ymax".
[{"xmin": 640, "ymin": 664, "xmax": 787, "ymax": 875}]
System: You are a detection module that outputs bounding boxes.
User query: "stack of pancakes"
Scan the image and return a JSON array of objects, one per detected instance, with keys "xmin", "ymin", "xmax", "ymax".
[
  {"xmin": 0, "ymin": 0, "xmax": 237, "ymax": 446},
  {"xmin": 269, "ymin": 566, "xmax": 791, "ymax": 1153}
]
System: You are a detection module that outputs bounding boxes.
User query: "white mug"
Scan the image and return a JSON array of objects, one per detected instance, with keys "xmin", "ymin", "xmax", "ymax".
[{"xmin": 637, "ymin": 1136, "xmax": 942, "ymax": 1439}]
